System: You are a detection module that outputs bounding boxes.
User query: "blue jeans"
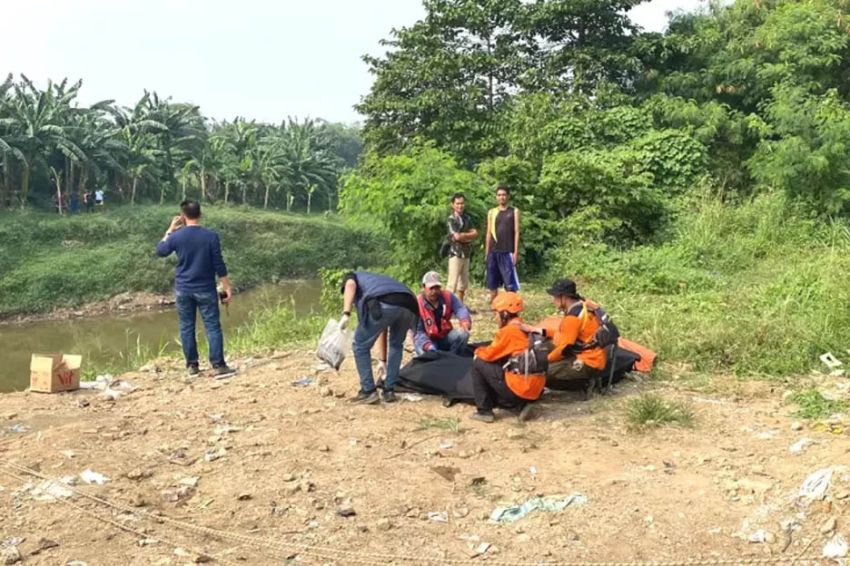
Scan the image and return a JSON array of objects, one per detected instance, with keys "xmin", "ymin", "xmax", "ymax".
[
  {"xmin": 415, "ymin": 328, "xmax": 470, "ymax": 356},
  {"xmin": 176, "ymin": 291, "xmax": 225, "ymax": 367},
  {"xmin": 352, "ymin": 302, "xmax": 417, "ymax": 393}
]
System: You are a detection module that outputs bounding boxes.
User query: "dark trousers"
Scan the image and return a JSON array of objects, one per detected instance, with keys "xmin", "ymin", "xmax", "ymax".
[
  {"xmin": 471, "ymin": 358, "xmax": 523, "ymax": 413},
  {"xmin": 547, "ymin": 356, "xmax": 603, "ymax": 390}
]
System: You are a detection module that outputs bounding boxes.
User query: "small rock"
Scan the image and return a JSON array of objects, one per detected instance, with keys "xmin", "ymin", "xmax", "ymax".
[
  {"xmin": 1, "ymin": 546, "xmax": 21, "ymax": 565},
  {"xmin": 376, "ymin": 518, "xmax": 392, "ymax": 531},
  {"xmin": 453, "ymin": 507, "xmax": 470, "ymax": 518},
  {"xmin": 237, "ymin": 493, "xmax": 252, "ymax": 501},
  {"xmin": 34, "ymin": 538, "xmax": 59, "ymax": 554},
  {"xmin": 138, "ymin": 539, "xmax": 158, "ymax": 547},
  {"xmin": 194, "ymin": 554, "xmax": 213, "ymax": 563},
  {"xmin": 319, "ymin": 387, "xmax": 333, "ymax": 397},
  {"xmin": 820, "ymin": 517, "xmax": 837, "ymax": 534},
  {"xmin": 174, "ymin": 547, "xmax": 192, "ymax": 557},
  {"xmin": 791, "ymin": 421, "xmax": 803, "ymax": 431},
  {"xmin": 179, "ymin": 476, "xmax": 200, "ymax": 488},
  {"xmin": 125, "ymin": 469, "xmax": 153, "ymax": 481},
  {"xmin": 337, "ymin": 507, "xmax": 356, "ymax": 518},
  {"xmin": 161, "ymin": 485, "xmax": 194, "ymax": 503},
  {"xmin": 281, "ymin": 473, "xmax": 296, "ymax": 482},
  {"xmin": 318, "ymin": 445, "xmax": 331, "ymax": 453},
  {"xmin": 835, "ymin": 490, "xmax": 849, "ymax": 500},
  {"xmin": 284, "ymin": 481, "xmax": 301, "ymax": 495}
]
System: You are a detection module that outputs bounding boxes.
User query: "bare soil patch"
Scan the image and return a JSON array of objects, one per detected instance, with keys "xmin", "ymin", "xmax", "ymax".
[{"xmin": 1, "ymin": 350, "xmax": 848, "ymax": 565}]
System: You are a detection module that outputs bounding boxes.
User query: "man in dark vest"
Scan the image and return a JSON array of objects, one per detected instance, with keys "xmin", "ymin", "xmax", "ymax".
[
  {"xmin": 485, "ymin": 185, "xmax": 521, "ymax": 302},
  {"xmin": 413, "ymin": 271, "xmax": 472, "ymax": 355},
  {"xmin": 339, "ymin": 271, "xmax": 419, "ymax": 404}
]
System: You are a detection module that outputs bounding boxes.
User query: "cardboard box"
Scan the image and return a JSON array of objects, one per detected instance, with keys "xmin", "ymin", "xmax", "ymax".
[{"xmin": 30, "ymin": 354, "xmax": 82, "ymax": 393}]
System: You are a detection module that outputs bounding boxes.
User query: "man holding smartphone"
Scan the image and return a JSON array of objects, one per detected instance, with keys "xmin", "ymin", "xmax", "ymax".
[{"xmin": 156, "ymin": 200, "xmax": 236, "ymax": 378}]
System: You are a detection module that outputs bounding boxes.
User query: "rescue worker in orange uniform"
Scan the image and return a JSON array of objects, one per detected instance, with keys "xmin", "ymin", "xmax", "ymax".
[
  {"xmin": 469, "ymin": 292, "xmax": 545, "ymax": 423},
  {"xmin": 529, "ymin": 279, "xmax": 607, "ymax": 396}
]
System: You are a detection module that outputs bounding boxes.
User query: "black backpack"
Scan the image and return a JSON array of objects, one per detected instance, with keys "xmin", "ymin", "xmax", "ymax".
[
  {"xmin": 507, "ymin": 332, "xmax": 549, "ymax": 375},
  {"xmin": 574, "ymin": 301, "xmax": 620, "ymax": 350}
]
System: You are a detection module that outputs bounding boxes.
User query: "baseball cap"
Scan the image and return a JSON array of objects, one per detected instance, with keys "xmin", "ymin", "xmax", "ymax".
[{"xmin": 422, "ymin": 271, "xmax": 442, "ymax": 288}]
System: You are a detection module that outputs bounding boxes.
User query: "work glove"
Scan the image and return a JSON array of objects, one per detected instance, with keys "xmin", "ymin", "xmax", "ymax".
[{"xmin": 338, "ymin": 313, "xmax": 351, "ymax": 331}]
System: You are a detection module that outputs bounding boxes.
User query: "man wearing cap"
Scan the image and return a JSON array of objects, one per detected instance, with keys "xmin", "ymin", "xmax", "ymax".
[
  {"xmin": 529, "ymin": 279, "xmax": 607, "ymax": 391},
  {"xmin": 414, "ymin": 271, "xmax": 472, "ymax": 355}
]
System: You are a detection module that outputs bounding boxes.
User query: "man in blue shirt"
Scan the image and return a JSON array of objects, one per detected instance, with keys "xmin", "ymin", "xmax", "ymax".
[{"xmin": 156, "ymin": 200, "xmax": 236, "ymax": 379}]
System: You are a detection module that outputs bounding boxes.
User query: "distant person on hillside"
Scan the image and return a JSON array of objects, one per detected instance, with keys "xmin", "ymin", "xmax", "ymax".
[
  {"xmin": 70, "ymin": 192, "xmax": 80, "ymax": 214},
  {"xmin": 414, "ymin": 271, "xmax": 471, "ymax": 355},
  {"xmin": 95, "ymin": 188, "xmax": 105, "ymax": 210},
  {"xmin": 339, "ymin": 271, "xmax": 419, "ymax": 404},
  {"xmin": 485, "ymin": 185, "xmax": 520, "ymax": 302},
  {"xmin": 84, "ymin": 190, "xmax": 94, "ymax": 213},
  {"xmin": 445, "ymin": 192, "xmax": 478, "ymax": 302},
  {"xmin": 156, "ymin": 200, "xmax": 236, "ymax": 379}
]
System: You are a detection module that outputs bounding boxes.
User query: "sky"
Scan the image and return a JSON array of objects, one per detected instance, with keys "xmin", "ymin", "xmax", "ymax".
[{"xmin": 1, "ymin": 0, "xmax": 710, "ymax": 124}]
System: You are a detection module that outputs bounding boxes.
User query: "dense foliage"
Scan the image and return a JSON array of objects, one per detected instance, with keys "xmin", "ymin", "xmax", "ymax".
[
  {"xmin": 0, "ymin": 77, "xmax": 362, "ymax": 211},
  {"xmin": 351, "ymin": 0, "xmax": 850, "ymax": 274}
]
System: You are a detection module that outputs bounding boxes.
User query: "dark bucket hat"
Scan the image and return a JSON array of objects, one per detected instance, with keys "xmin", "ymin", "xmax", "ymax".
[{"xmin": 546, "ymin": 278, "xmax": 582, "ymax": 299}]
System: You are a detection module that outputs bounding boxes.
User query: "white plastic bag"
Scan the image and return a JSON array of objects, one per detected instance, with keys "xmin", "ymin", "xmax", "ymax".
[{"xmin": 317, "ymin": 318, "xmax": 353, "ymax": 370}]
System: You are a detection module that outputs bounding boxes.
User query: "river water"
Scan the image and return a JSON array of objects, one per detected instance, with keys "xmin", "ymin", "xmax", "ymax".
[{"xmin": 0, "ymin": 281, "xmax": 321, "ymax": 392}]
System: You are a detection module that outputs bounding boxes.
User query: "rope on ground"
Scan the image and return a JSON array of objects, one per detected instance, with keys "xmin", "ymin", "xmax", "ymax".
[
  {"xmin": 0, "ymin": 466, "xmax": 241, "ymax": 566},
  {"xmin": 0, "ymin": 460, "xmax": 825, "ymax": 566}
]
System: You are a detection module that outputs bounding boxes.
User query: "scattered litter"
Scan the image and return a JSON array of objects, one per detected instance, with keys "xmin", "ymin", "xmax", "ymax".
[
  {"xmin": 489, "ymin": 494, "xmax": 587, "ymax": 523},
  {"xmin": 1, "ymin": 546, "xmax": 21, "ymax": 565},
  {"xmin": 79, "ymin": 374, "xmax": 137, "ymax": 399},
  {"xmin": 431, "ymin": 466, "xmax": 460, "ymax": 482},
  {"xmin": 799, "ymin": 468, "xmax": 833, "ymax": 500},
  {"xmin": 470, "ymin": 542, "xmax": 491, "ymax": 557},
  {"xmin": 748, "ymin": 529, "xmax": 772, "ymax": 543},
  {"xmin": 207, "ymin": 413, "xmax": 224, "ymax": 423},
  {"xmin": 820, "ymin": 352, "xmax": 843, "ymax": 369},
  {"xmin": 789, "ymin": 438, "xmax": 817, "ymax": 454},
  {"xmin": 823, "ymin": 535, "xmax": 848, "ymax": 560},
  {"xmin": 316, "ymin": 318, "xmax": 353, "ymax": 370},
  {"xmin": 314, "ymin": 362, "xmax": 332, "ymax": 372},
  {"xmin": 213, "ymin": 425, "xmax": 241, "ymax": 435},
  {"xmin": 293, "ymin": 376, "xmax": 315, "ymax": 387},
  {"xmin": 400, "ymin": 393, "xmax": 424, "ymax": 402},
  {"xmin": 1, "ymin": 538, "xmax": 24, "ymax": 548},
  {"xmin": 60, "ymin": 450, "xmax": 76, "ymax": 459},
  {"xmin": 427, "ymin": 511, "xmax": 448, "ymax": 523},
  {"xmin": 30, "ymin": 480, "xmax": 74, "ymax": 501},
  {"xmin": 66, "ymin": 561, "xmax": 88, "ymax": 566},
  {"xmin": 529, "ymin": 466, "xmax": 538, "ymax": 478},
  {"xmin": 178, "ymin": 477, "xmax": 199, "ymax": 488},
  {"xmin": 161, "ymin": 485, "xmax": 194, "ymax": 503},
  {"xmin": 8, "ymin": 424, "xmax": 28, "ymax": 434},
  {"xmin": 755, "ymin": 430, "xmax": 778, "ymax": 440},
  {"xmin": 79, "ymin": 470, "xmax": 109, "ymax": 485},
  {"xmin": 204, "ymin": 447, "xmax": 227, "ymax": 462},
  {"xmin": 439, "ymin": 441, "xmax": 454, "ymax": 450}
]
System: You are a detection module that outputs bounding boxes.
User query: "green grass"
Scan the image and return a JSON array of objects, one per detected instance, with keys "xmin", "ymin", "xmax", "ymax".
[
  {"xmin": 228, "ymin": 297, "xmax": 327, "ymax": 355},
  {"xmin": 0, "ymin": 205, "xmax": 380, "ymax": 316},
  {"xmin": 626, "ymin": 394, "xmax": 694, "ymax": 429},
  {"xmin": 549, "ymin": 191, "xmax": 850, "ymax": 377},
  {"xmin": 791, "ymin": 389, "xmax": 848, "ymax": 420}
]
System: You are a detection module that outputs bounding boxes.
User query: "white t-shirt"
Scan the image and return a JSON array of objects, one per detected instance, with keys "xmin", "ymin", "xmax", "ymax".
[{"xmin": 95, "ymin": 190, "xmax": 104, "ymax": 202}]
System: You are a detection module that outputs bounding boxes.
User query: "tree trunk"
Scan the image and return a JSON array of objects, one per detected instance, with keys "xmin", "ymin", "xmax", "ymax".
[
  {"xmin": 263, "ymin": 184, "xmax": 270, "ymax": 209},
  {"xmin": 285, "ymin": 190, "xmax": 292, "ymax": 212},
  {"xmin": 241, "ymin": 183, "xmax": 247, "ymax": 205},
  {"xmin": 131, "ymin": 176, "xmax": 139, "ymax": 204},
  {"xmin": 224, "ymin": 181, "xmax": 230, "ymax": 205},
  {"xmin": 0, "ymin": 153, "xmax": 9, "ymax": 210},
  {"xmin": 53, "ymin": 169, "xmax": 64, "ymax": 216},
  {"xmin": 160, "ymin": 184, "xmax": 166, "ymax": 205},
  {"xmin": 307, "ymin": 192, "xmax": 312, "ymax": 215},
  {"xmin": 200, "ymin": 169, "xmax": 207, "ymax": 202},
  {"xmin": 181, "ymin": 176, "xmax": 187, "ymax": 201},
  {"xmin": 20, "ymin": 162, "xmax": 30, "ymax": 210}
]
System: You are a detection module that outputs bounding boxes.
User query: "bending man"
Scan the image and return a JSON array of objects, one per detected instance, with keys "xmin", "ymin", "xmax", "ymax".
[
  {"xmin": 340, "ymin": 271, "xmax": 418, "ymax": 404},
  {"xmin": 414, "ymin": 271, "xmax": 472, "ymax": 355}
]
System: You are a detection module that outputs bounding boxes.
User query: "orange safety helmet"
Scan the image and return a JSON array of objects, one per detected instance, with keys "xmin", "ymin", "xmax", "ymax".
[{"xmin": 491, "ymin": 292, "xmax": 524, "ymax": 314}]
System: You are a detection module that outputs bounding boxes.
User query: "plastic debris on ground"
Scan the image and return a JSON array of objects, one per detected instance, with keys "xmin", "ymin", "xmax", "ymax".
[
  {"xmin": 400, "ymin": 393, "xmax": 424, "ymax": 402},
  {"xmin": 823, "ymin": 535, "xmax": 848, "ymax": 560},
  {"xmin": 799, "ymin": 468, "xmax": 833, "ymax": 501},
  {"xmin": 427, "ymin": 511, "xmax": 448, "ymax": 523},
  {"xmin": 316, "ymin": 318, "xmax": 353, "ymax": 370},
  {"xmin": 293, "ymin": 376, "xmax": 315, "ymax": 387},
  {"xmin": 820, "ymin": 352, "xmax": 843, "ymax": 369},
  {"xmin": 789, "ymin": 438, "xmax": 817, "ymax": 454},
  {"xmin": 30, "ymin": 480, "xmax": 74, "ymax": 501},
  {"xmin": 79, "ymin": 469, "xmax": 109, "ymax": 485},
  {"xmin": 78, "ymin": 374, "xmax": 137, "ymax": 399},
  {"xmin": 489, "ymin": 493, "xmax": 587, "ymax": 523},
  {"xmin": 8, "ymin": 424, "xmax": 29, "ymax": 433},
  {"xmin": 748, "ymin": 530, "xmax": 771, "ymax": 543}
]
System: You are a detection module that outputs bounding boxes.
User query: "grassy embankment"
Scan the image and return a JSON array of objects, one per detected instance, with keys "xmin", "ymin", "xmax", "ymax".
[{"xmin": 0, "ymin": 205, "xmax": 380, "ymax": 318}]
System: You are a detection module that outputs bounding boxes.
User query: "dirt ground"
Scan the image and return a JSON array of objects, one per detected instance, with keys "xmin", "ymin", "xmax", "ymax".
[{"xmin": 1, "ymin": 343, "xmax": 849, "ymax": 566}]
